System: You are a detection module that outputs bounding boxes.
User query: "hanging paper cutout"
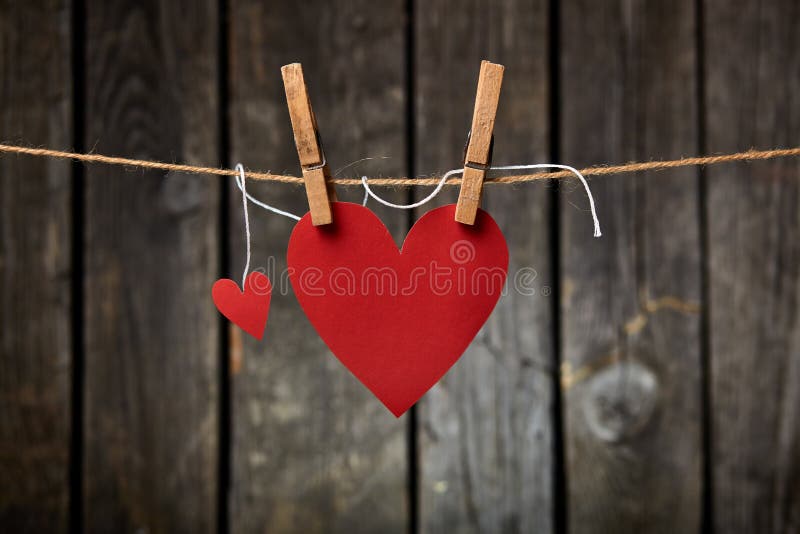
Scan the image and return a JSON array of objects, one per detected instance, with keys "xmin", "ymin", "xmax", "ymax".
[
  {"xmin": 212, "ymin": 271, "xmax": 272, "ymax": 340},
  {"xmin": 287, "ymin": 202, "xmax": 508, "ymax": 416}
]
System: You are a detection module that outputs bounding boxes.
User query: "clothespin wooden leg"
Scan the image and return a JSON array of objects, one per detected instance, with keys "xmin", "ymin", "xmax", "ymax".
[
  {"xmin": 455, "ymin": 60, "xmax": 505, "ymax": 225},
  {"xmin": 281, "ymin": 63, "xmax": 337, "ymax": 226}
]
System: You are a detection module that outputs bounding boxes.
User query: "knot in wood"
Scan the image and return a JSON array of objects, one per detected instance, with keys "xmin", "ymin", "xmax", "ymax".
[{"xmin": 580, "ymin": 361, "xmax": 659, "ymax": 443}]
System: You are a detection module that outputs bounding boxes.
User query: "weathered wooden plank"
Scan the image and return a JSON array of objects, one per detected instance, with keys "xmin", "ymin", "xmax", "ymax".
[
  {"xmin": 228, "ymin": 1, "xmax": 408, "ymax": 532},
  {"xmin": 560, "ymin": 0, "xmax": 703, "ymax": 531},
  {"xmin": 82, "ymin": 0, "xmax": 219, "ymax": 531},
  {"xmin": 705, "ymin": 1, "xmax": 800, "ymax": 531},
  {"xmin": 414, "ymin": 1, "xmax": 555, "ymax": 532},
  {"xmin": 0, "ymin": 0, "xmax": 72, "ymax": 531}
]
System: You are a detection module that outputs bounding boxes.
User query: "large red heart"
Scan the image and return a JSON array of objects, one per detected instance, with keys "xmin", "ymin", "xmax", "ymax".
[
  {"xmin": 288, "ymin": 202, "xmax": 508, "ymax": 416},
  {"xmin": 212, "ymin": 271, "xmax": 272, "ymax": 340}
]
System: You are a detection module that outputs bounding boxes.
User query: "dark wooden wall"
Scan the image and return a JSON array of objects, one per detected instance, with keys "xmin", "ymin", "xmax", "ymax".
[{"xmin": 0, "ymin": 0, "xmax": 798, "ymax": 533}]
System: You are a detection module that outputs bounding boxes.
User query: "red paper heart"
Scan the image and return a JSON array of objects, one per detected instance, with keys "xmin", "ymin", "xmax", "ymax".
[
  {"xmin": 288, "ymin": 202, "xmax": 508, "ymax": 416},
  {"xmin": 212, "ymin": 271, "xmax": 272, "ymax": 340}
]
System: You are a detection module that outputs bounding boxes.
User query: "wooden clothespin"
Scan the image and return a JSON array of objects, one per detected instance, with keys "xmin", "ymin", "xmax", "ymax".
[
  {"xmin": 455, "ymin": 60, "xmax": 505, "ymax": 225},
  {"xmin": 281, "ymin": 63, "xmax": 337, "ymax": 226}
]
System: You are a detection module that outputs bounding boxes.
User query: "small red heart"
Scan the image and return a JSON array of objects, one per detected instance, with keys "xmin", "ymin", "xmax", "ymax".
[
  {"xmin": 212, "ymin": 271, "xmax": 272, "ymax": 340},
  {"xmin": 288, "ymin": 202, "xmax": 508, "ymax": 416}
]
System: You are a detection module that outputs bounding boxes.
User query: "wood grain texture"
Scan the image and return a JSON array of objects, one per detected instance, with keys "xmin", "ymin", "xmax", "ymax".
[
  {"xmin": 228, "ymin": 1, "xmax": 408, "ymax": 532},
  {"xmin": 82, "ymin": 0, "xmax": 220, "ymax": 531},
  {"xmin": 414, "ymin": 1, "xmax": 555, "ymax": 532},
  {"xmin": 704, "ymin": 1, "xmax": 800, "ymax": 531},
  {"xmin": 456, "ymin": 60, "xmax": 504, "ymax": 225},
  {"xmin": 0, "ymin": 0, "xmax": 72, "ymax": 531},
  {"xmin": 281, "ymin": 63, "xmax": 337, "ymax": 226},
  {"xmin": 560, "ymin": 0, "xmax": 703, "ymax": 532}
]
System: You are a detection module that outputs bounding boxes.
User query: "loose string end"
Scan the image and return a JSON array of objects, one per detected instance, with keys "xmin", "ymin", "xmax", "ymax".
[{"xmin": 489, "ymin": 163, "xmax": 601, "ymax": 238}]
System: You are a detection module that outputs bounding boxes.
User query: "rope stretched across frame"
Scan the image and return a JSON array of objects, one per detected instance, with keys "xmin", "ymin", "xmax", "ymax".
[{"xmin": 1, "ymin": 143, "xmax": 799, "ymax": 185}]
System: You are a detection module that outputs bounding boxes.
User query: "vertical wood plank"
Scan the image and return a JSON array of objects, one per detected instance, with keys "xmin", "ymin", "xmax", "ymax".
[
  {"xmin": 228, "ymin": 1, "xmax": 409, "ymax": 532},
  {"xmin": 0, "ymin": 0, "xmax": 72, "ymax": 531},
  {"xmin": 560, "ymin": 0, "xmax": 703, "ymax": 531},
  {"xmin": 82, "ymin": 0, "xmax": 219, "ymax": 531},
  {"xmin": 705, "ymin": 1, "xmax": 800, "ymax": 531},
  {"xmin": 414, "ymin": 1, "xmax": 555, "ymax": 532}
]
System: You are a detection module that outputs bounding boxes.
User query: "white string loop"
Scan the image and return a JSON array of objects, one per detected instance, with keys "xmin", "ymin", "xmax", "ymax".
[
  {"xmin": 360, "ymin": 168, "xmax": 461, "ymax": 210},
  {"xmin": 234, "ymin": 169, "xmax": 302, "ymax": 222},
  {"xmin": 236, "ymin": 160, "xmax": 601, "ymax": 238},
  {"xmin": 234, "ymin": 164, "xmax": 251, "ymax": 288},
  {"xmin": 361, "ymin": 164, "xmax": 602, "ymax": 237},
  {"xmin": 234, "ymin": 163, "xmax": 302, "ymax": 288}
]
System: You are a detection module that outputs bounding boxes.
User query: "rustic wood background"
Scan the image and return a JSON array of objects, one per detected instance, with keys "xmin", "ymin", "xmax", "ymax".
[{"xmin": 1, "ymin": 0, "xmax": 798, "ymax": 533}]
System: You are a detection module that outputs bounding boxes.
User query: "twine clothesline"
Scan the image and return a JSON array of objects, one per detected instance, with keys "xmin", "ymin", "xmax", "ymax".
[{"xmin": 1, "ymin": 143, "xmax": 799, "ymax": 186}]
